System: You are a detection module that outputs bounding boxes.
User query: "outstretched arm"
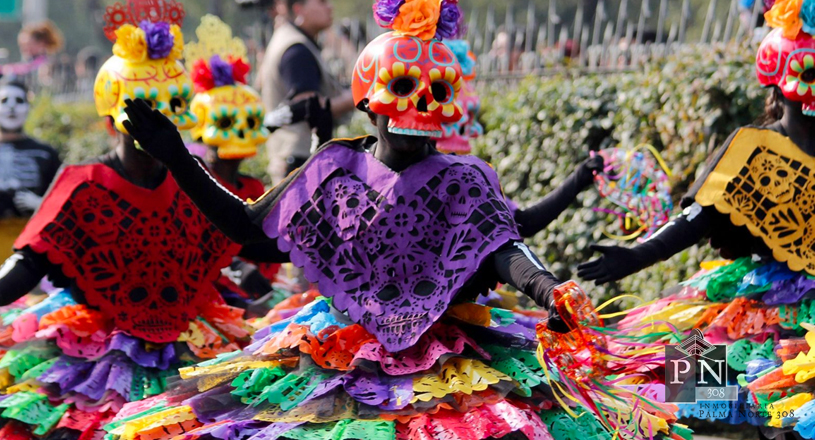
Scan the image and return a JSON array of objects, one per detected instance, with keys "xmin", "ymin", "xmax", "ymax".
[
  {"xmin": 492, "ymin": 241, "xmax": 570, "ymax": 332},
  {"xmin": 123, "ymin": 99, "xmax": 268, "ymax": 245},
  {"xmin": 0, "ymin": 250, "xmax": 50, "ymax": 306},
  {"xmin": 513, "ymin": 155, "xmax": 603, "ymax": 237},
  {"xmin": 577, "ymin": 203, "xmax": 713, "ymax": 284}
]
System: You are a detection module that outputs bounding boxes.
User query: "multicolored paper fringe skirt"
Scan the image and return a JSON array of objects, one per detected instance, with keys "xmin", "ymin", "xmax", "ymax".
[
  {"xmin": 100, "ymin": 296, "xmax": 639, "ymax": 440},
  {"xmin": 617, "ymin": 257, "xmax": 815, "ymax": 437},
  {"xmin": 0, "ymin": 290, "xmax": 251, "ymax": 439}
]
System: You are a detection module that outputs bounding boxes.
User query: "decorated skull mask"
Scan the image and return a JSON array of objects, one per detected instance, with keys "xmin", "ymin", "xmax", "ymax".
[
  {"xmin": 352, "ymin": 32, "xmax": 464, "ymax": 138},
  {"xmin": 435, "ymin": 82, "xmax": 483, "ymax": 155},
  {"xmin": 0, "ymin": 82, "xmax": 29, "ymax": 132},
  {"xmin": 756, "ymin": 28, "xmax": 815, "ymax": 117},
  {"xmin": 95, "ymin": 0, "xmax": 195, "ymax": 133},
  {"xmin": 95, "ymin": 56, "xmax": 196, "ymax": 133},
  {"xmin": 185, "ymin": 15, "xmax": 265, "ymax": 159},
  {"xmin": 190, "ymin": 84, "xmax": 269, "ymax": 159},
  {"xmin": 750, "ymin": 151, "xmax": 795, "ymax": 204}
]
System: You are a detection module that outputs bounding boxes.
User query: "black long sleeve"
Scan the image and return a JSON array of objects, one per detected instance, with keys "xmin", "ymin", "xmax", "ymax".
[
  {"xmin": 578, "ymin": 203, "xmax": 715, "ymax": 284},
  {"xmin": 632, "ymin": 204, "xmax": 715, "ymax": 264},
  {"xmin": 513, "ymin": 167, "xmax": 594, "ymax": 238},
  {"xmin": 492, "ymin": 241, "xmax": 561, "ymax": 307},
  {"xmin": 166, "ymin": 152, "xmax": 270, "ymax": 245},
  {"xmin": 0, "ymin": 250, "xmax": 50, "ymax": 306}
]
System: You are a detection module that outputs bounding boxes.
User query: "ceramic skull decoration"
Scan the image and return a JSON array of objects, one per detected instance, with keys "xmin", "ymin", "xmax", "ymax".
[
  {"xmin": 186, "ymin": 15, "xmax": 268, "ymax": 159},
  {"xmin": 352, "ymin": 32, "xmax": 465, "ymax": 138},
  {"xmin": 756, "ymin": 28, "xmax": 815, "ymax": 117}
]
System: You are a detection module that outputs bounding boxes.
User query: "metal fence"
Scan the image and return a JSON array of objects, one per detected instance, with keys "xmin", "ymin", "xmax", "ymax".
[
  {"xmin": 30, "ymin": 0, "xmax": 766, "ymax": 101},
  {"xmin": 323, "ymin": 0, "xmax": 766, "ymax": 82}
]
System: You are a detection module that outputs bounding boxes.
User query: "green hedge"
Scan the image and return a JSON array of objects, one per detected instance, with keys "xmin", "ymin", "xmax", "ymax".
[
  {"xmin": 472, "ymin": 43, "xmax": 767, "ymax": 303},
  {"xmin": 24, "ymin": 43, "xmax": 767, "ymax": 304},
  {"xmin": 25, "ymin": 95, "xmax": 110, "ymax": 164}
]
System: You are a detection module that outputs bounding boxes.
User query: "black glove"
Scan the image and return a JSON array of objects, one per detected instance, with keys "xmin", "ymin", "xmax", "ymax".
[
  {"xmin": 577, "ymin": 244, "xmax": 653, "ymax": 285},
  {"xmin": 122, "ymin": 98, "xmax": 187, "ymax": 167},
  {"xmin": 576, "ymin": 154, "xmax": 605, "ymax": 188},
  {"xmin": 305, "ymin": 96, "xmax": 333, "ymax": 146},
  {"xmin": 543, "ymin": 289, "xmax": 570, "ymax": 333},
  {"xmin": 578, "ymin": 204, "xmax": 715, "ymax": 284}
]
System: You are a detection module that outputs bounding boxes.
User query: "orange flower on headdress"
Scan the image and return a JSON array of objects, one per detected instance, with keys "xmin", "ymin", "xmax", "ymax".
[
  {"xmin": 169, "ymin": 24, "xmax": 184, "ymax": 61},
  {"xmin": 392, "ymin": 0, "xmax": 441, "ymax": 41},
  {"xmin": 765, "ymin": 0, "xmax": 804, "ymax": 39},
  {"xmin": 113, "ymin": 24, "xmax": 148, "ymax": 62}
]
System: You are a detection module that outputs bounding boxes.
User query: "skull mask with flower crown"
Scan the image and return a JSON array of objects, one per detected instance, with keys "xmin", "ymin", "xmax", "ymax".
[
  {"xmin": 434, "ymin": 40, "xmax": 482, "ymax": 154},
  {"xmin": 186, "ymin": 15, "xmax": 269, "ymax": 159},
  {"xmin": 757, "ymin": 1, "xmax": 815, "ymax": 117},
  {"xmin": 352, "ymin": 33, "xmax": 464, "ymax": 137},
  {"xmin": 94, "ymin": 0, "xmax": 196, "ymax": 133}
]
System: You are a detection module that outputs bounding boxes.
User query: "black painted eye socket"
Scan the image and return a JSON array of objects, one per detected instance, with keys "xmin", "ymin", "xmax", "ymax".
[
  {"xmin": 217, "ymin": 116, "xmax": 235, "ymax": 130},
  {"xmin": 802, "ymin": 68, "xmax": 815, "ymax": 84},
  {"xmin": 446, "ymin": 183, "xmax": 460, "ymax": 195},
  {"xmin": 247, "ymin": 116, "xmax": 259, "ymax": 130},
  {"xmin": 431, "ymin": 82, "xmax": 450, "ymax": 103},
  {"xmin": 169, "ymin": 96, "xmax": 187, "ymax": 115},
  {"xmin": 390, "ymin": 77, "xmax": 418, "ymax": 98}
]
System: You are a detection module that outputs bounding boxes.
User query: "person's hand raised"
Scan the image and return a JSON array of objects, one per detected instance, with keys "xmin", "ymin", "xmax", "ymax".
[{"xmin": 122, "ymin": 98, "xmax": 186, "ymax": 166}]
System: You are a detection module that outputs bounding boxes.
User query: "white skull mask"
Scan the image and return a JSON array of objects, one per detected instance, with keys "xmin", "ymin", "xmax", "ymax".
[{"xmin": 0, "ymin": 84, "xmax": 29, "ymax": 132}]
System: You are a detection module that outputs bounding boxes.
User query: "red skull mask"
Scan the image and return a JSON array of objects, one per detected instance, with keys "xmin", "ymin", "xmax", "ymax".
[
  {"xmin": 756, "ymin": 28, "xmax": 815, "ymax": 117},
  {"xmin": 352, "ymin": 32, "xmax": 464, "ymax": 137}
]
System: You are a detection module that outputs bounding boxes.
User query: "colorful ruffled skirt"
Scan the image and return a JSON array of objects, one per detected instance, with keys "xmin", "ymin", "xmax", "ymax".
[
  {"xmin": 0, "ymin": 289, "xmax": 251, "ymax": 439},
  {"xmin": 617, "ymin": 257, "xmax": 815, "ymax": 436},
  {"xmin": 102, "ymin": 295, "xmax": 659, "ymax": 440}
]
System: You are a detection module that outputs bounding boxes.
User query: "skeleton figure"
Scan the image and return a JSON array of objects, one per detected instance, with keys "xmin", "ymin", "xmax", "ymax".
[{"xmin": 0, "ymin": 83, "xmax": 29, "ymax": 132}]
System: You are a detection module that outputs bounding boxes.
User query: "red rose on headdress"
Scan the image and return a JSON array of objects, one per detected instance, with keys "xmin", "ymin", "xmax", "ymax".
[
  {"xmin": 191, "ymin": 59, "xmax": 215, "ymax": 92},
  {"xmin": 229, "ymin": 56, "xmax": 250, "ymax": 84}
]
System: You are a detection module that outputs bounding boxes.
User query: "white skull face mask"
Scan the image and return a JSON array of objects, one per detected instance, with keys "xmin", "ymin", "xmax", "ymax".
[{"xmin": 0, "ymin": 84, "xmax": 30, "ymax": 132}]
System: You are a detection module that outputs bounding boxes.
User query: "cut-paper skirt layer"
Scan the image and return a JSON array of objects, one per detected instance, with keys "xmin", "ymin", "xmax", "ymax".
[
  {"xmin": 0, "ymin": 290, "xmax": 251, "ymax": 439},
  {"xmin": 617, "ymin": 257, "xmax": 815, "ymax": 436},
  {"xmin": 103, "ymin": 297, "xmax": 626, "ymax": 440}
]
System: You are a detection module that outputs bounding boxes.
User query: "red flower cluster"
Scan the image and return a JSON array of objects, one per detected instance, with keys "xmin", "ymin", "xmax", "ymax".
[{"xmin": 191, "ymin": 55, "xmax": 250, "ymax": 93}]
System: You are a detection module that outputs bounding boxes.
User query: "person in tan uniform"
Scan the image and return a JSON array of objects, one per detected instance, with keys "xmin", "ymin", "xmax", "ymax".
[{"xmin": 257, "ymin": 0, "xmax": 355, "ymax": 184}]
